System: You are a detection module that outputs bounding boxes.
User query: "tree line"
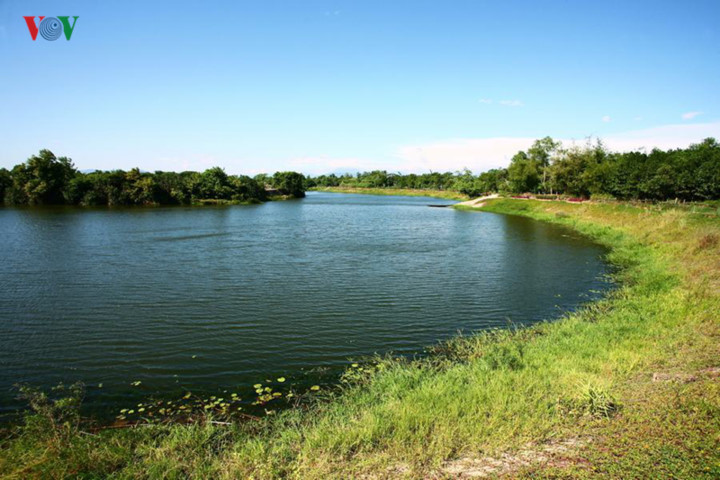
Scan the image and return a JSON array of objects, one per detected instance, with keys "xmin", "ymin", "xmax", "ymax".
[
  {"xmin": 307, "ymin": 137, "xmax": 720, "ymax": 201},
  {"xmin": 0, "ymin": 150, "xmax": 306, "ymax": 206},
  {"xmin": 3, "ymin": 139, "xmax": 718, "ymax": 205}
]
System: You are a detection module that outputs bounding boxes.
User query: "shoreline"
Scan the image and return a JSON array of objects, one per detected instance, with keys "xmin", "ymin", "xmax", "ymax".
[
  {"xmin": 2, "ymin": 198, "xmax": 718, "ymax": 478},
  {"xmin": 309, "ymin": 186, "xmax": 469, "ymax": 201}
]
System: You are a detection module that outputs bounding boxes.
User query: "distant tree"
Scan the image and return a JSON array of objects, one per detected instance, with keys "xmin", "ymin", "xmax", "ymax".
[
  {"xmin": 0, "ymin": 168, "xmax": 11, "ymax": 203},
  {"xmin": 272, "ymin": 171, "xmax": 306, "ymax": 198},
  {"xmin": 152, "ymin": 171, "xmax": 189, "ymax": 204},
  {"xmin": 684, "ymin": 138, "xmax": 720, "ymax": 200},
  {"xmin": 527, "ymin": 136, "xmax": 561, "ymax": 192},
  {"xmin": 253, "ymin": 173, "xmax": 271, "ymax": 187},
  {"xmin": 7, "ymin": 150, "xmax": 77, "ymax": 205},
  {"xmin": 64, "ymin": 174, "xmax": 92, "ymax": 205},
  {"xmin": 309, "ymin": 173, "xmax": 341, "ymax": 188},
  {"xmin": 477, "ymin": 168, "xmax": 509, "ymax": 193},
  {"xmin": 453, "ymin": 169, "xmax": 481, "ymax": 196},
  {"xmin": 7, "ymin": 139, "xmax": 720, "ymax": 207},
  {"xmin": 548, "ymin": 140, "xmax": 609, "ymax": 197},
  {"xmin": 507, "ymin": 151, "xmax": 540, "ymax": 193},
  {"xmin": 358, "ymin": 170, "xmax": 390, "ymax": 188},
  {"xmin": 302, "ymin": 136, "xmax": 719, "ymax": 200},
  {"xmin": 230, "ymin": 175, "xmax": 266, "ymax": 202},
  {"xmin": 197, "ymin": 167, "xmax": 233, "ymax": 200}
]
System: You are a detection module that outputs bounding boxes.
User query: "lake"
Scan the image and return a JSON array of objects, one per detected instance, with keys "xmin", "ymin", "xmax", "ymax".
[{"xmin": 0, "ymin": 192, "xmax": 610, "ymax": 418}]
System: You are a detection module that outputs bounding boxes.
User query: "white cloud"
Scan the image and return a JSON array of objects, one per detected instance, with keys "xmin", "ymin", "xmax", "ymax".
[
  {"xmin": 392, "ymin": 121, "xmax": 720, "ymax": 174},
  {"xmin": 599, "ymin": 121, "xmax": 719, "ymax": 152},
  {"xmin": 284, "ymin": 156, "xmax": 390, "ymax": 176},
  {"xmin": 395, "ymin": 137, "xmax": 534, "ymax": 173},
  {"xmin": 120, "ymin": 122, "xmax": 719, "ymax": 177},
  {"xmin": 602, "ymin": 115, "xmax": 611, "ymax": 123},
  {"xmin": 478, "ymin": 98, "xmax": 493, "ymax": 104},
  {"xmin": 681, "ymin": 111, "xmax": 703, "ymax": 120},
  {"xmin": 498, "ymin": 99, "xmax": 524, "ymax": 107}
]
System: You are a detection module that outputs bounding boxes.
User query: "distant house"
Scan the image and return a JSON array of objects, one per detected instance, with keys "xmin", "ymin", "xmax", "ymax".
[{"xmin": 264, "ymin": 185, "xmax": 280, "ymax": 196}]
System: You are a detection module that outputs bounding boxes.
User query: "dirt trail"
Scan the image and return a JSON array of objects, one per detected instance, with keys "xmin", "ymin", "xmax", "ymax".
[{"xmin": 454, "ymin": 194, "xmax": 500, "ymax": 208}]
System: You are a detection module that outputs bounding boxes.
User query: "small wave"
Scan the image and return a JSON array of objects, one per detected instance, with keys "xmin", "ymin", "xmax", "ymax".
[{"xmin": 155, "ymin": 232, "xmax": 230, "ymax": 242}]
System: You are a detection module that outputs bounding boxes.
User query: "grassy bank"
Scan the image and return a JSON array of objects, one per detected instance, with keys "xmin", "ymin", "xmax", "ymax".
[
  {"xmin": 310, "ymin": 186, "xmax": 469, "ymax": 201},
  {"xmin": 1, "ymin": 199, "xmax": 718, "ymax": 478}
]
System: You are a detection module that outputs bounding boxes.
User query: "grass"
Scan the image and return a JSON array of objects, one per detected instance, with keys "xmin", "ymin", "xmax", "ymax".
[
  {"xmin": 309, "ymin": 185, "xmax": 469, "ymax": 201},
  {"xmin": 1, "ymin": 199, "xmax": 718, "ymax": 478}
]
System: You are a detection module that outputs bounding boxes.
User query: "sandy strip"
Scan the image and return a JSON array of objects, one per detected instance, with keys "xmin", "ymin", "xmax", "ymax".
[{"xmin": 454, "ymin": 194, "xmax": 500, "ymax": 207}]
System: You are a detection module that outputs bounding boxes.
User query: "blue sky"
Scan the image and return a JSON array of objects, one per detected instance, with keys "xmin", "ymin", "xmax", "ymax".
[{"xmin": 1, "ymin": 0, "xmax": 718, "ymax": 174}]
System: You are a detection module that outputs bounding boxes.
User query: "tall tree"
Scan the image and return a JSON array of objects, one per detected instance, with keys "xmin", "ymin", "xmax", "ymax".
[
  {"xmin": 527, "ymin": 136, "xmax": 561, "ymax": 192},
  {"xmin": 8, "ymin": 150, "xmax": 76, "ymax": 205},
  {"xmin": 507, "ymin": 151, "xmax": 540, "ymax": 193}
]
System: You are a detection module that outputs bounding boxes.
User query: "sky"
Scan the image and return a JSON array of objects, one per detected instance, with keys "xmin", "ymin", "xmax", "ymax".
[{"xmin": 1, "ymin": 0, "xmax": 719, "ymax": 175}]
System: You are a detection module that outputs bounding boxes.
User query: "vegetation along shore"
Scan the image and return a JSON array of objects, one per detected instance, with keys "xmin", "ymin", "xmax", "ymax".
[
  {"xmin": 306, "ymin": 137, "xmax": 720, "ymax": 202},
  {"xmin": 3, "ymin": 136, "xmax": 718, "ymax": 207},
  {"xmin": 0, "ymin": 150, "xmax": 306, "ymax": 206},
  {"xmin": 1, "ymin": 195, "xmax": 718, "ymax": 478}
]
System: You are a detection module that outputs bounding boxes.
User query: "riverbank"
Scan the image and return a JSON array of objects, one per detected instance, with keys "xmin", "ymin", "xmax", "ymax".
[
  {"xmin": 309, "ymin": 186, "xmax": 469, "ymax": 201},
  {"xmin": 1, "ymin": 198, "xmax": 718, "ymax": 478}
]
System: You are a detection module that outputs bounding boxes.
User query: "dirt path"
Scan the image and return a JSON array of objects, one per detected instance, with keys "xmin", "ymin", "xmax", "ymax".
[{"xmin": 454, "ymin": 194, "xmax": 500, "ymax": 208}]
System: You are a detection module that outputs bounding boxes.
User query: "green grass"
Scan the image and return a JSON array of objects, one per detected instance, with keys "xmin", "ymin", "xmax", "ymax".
[
  {"xmin": 1, "ymin": 199, "xmax": 718, "ymax": 479},
  {"xmin": 309, "ymin": 186, "xmax": 469, "ymax": 201}
]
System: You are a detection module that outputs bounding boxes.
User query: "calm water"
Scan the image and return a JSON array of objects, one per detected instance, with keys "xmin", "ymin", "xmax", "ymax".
[{"xmin": 0, "ymin": 192, "xmax": 610, "ymax": 417}]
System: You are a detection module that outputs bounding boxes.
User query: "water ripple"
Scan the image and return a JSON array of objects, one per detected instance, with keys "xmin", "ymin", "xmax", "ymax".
[{"xmin": 0, "ymin": 193, "xmax": 610, "ymax": 415}]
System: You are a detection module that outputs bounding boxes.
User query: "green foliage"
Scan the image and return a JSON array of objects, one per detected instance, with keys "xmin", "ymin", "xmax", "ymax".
[
  {"xmin": 306, "ymin": 137, "xmax": 720, "ymax": 201},
  {"xmin": 1, "ymin": 150, "xmax": 306, "ymax": 206},
  {"xmin": 0, "ymin": 168, "xmax": 11, "ymax": 203},
  {"xmin": 272, "ymin": 171, "xmax": 306, "ymax": 198},
  {"xmin": 452, "ymin": 168, "xmax": 509, "ymax": 197},
  {"xmin": 528, "ymin": 136, "xmax": 561, "ymax": 169},
  {"xmin": 507, "ymin": 151, "xmax": 541, "ymax": 193},
  {"xmin": 314, "ymin": 186, "xmax": 468, "ymax": 200},
  {"xmin": 309, "ymin": 170, "xmax": 459, "ymax": 191},
  {"xmin": 6, "ymin": 149, "xmax": 76, "ymax": 204},
  {"xmin": 197, "ymin": 167, "xmax": 233, "ymax": 200},
  {"xmin": 546, "ymin": 137, "xmax": 720, "ymax": 200},
  {"xmin": 4, "ymin": 139, "xmax": 719, "ymax": 206}
]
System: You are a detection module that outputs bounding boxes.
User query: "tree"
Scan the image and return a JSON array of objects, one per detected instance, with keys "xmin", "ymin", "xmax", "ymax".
[
  {"xmin": 548, "ymin": 140, "xmax": 609, "ymax": 197},
  {"xmin": 507, "ymin": 151, "xmax": 540, "ymax": 193},
  {"xmin": 477, "ymin": 168, "xmax": 508, "ymax": 193},
  {"xmin": 685, "ymin": 138, "xmax": 720, "ymax": 200},
  {"xmin": 253, "ymin": 173, "xmax": 271, "ymax": 187},
  {"xmin": 0, "ymin": 168, "xmax": 11, "ymax": 203},
  {"xmin": 453, "ymin": 169, "xmax": 481, "ymax": 197},
  {"xmin": 527, "ymin": 136, "xmax": 561, "ymax": 192},
  {"xmin": 230, "ymin": 175, "xmax": 266, "ymax": 202},
  {"xmin": 272, "ymin": 171, "xmax": 306, "ymax": 198},
  {"xmin": 197, "ymin": 167, "xmax": 233, "ymax": 200},
  {"xmin": 7, "ymin": 150, "xmax": 77, "ymax": 205}
]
